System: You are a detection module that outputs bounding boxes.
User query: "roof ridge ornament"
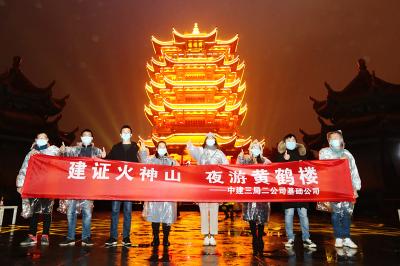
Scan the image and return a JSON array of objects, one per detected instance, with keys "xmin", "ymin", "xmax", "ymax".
[{"xmin": 192, "ymin": 23, "xmax": 200, "ymax": 34}]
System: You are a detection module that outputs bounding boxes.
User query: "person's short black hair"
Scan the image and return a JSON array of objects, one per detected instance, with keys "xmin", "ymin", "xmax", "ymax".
[
  {"xmin": 283, "ymin": 133, "xmax": 297, "ymax": 142},
  {"xmin": 120, "ymin": 125, "xmax": 132, "ymax": 133},
  {"xmin": 81, "ymin": 129, "xmax": 93, "ymax": 136}
]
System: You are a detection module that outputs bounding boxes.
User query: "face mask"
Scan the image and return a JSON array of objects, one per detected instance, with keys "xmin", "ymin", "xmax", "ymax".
[
  {"xmin": 36, "ymin": 139, "xmax": 48, "ymax": 147},
  {"xmin": 206, "ymin": 139, "xmax": 215, "ymax": 147},
  {"xmin": 121, "ymin": 133, "xmax": 132, "ymax": 141},
  {"xmin": 329, "ymin": 139, "xmax": 342, "ymax": 150},
  {"xmin": 285, "ymin": 141, "xmax": 296, "ymax": 151},
  {"xmin": 251, "ymin": 148, "xmax": 261, "ymax": 157},
  {"xmin": 81, "ymin": 136, "xmax": 93, "ymax": 146},
  {"xmin": 157, "ymin": 148, "xmax": 167, "ymax": 156}
]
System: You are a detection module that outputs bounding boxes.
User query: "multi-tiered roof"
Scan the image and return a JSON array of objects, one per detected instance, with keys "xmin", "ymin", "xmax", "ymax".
[
  {"xmin": 0, "ymin": 56, "xmax": 77, "ymax": 145},
  {"xmin": 141, "ymin": 24, "xmax": 253, "ymax": 157}
]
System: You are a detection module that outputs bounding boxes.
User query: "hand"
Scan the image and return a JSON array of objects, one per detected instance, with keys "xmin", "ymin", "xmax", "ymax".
[
  {"xmin": 284, "ymin": 150, "xmax": 290, "ymax": 160},
  {"xmin": 238, "ymin": 149, "xmax": 244, "ymax": 158},
  {"xmin": 17, "ymin": 187, "xmax": 22, "ymax": 194},
  {"xmin": 354, "ymin": 190, "xmax": 359, "ymax": 199},
  {"xmin": 60, "ymin": 142, "xmax": 66, "ymax": 153},
  {"xmin": 31, "ymin": 149, "xmax": 39, "ymax": 155},
  {"xmin": 138, "ymin": 140, "xmax": 146, "ymax": 151},
  {"xmin": 101, "ymin": 147, "xmax": 106, "ymax": 158}
]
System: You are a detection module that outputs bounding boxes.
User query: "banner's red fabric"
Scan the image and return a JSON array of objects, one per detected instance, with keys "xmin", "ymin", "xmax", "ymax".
[{"xmin": 21, "ymin": 154, "xmax": 354, "ymax": 202}]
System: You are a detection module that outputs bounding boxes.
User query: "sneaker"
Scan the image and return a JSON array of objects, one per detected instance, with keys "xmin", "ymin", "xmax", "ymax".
[
  {"xmin": 105, "ymin": 237, "xmax": 117, "ymax": 246},
  {"xmin": 284, "ymin": 239, "xmax": 294, "ymax": 248},
  {"xmin": 203, "ymin": 236, "xmax": 210, "ymax": 246},
  {"xmin": 41, "ymin": 234, "xmax": 49, "ymax": 246},
  {"xmin": 82, "ymin": 238, "xmax": 94, "ymax": 246},
  {"xmin": 343, "ymin": 238, "xmax": 358, "ymax": 249},
  {"xmin": 20, "ymin": 234, "xmax": 37, "ymax": 246},
  {"xmin": 209, "ymin": 236, "xmax": 216, "ymax": 246},
  {"xmin": 303, "ymin": 239, "xmax": 317, "ymax": 248},
  {"xmin": 59, "ymin": 237, "xmax": 75, "ymax": 247},
  {"xmin": 335, "ymin": 238, "xmax": 343, "ymax": 248},
  {"xmin": 345, "ymin": 247, "xmax": 358, "ymax": 257},
  {"xmin": 122, "ymin": 237, "xmax": 131, "ymax": 247}
]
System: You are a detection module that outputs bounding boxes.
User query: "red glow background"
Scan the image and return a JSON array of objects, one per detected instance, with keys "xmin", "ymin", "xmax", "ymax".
[{"xmin": 1, "ymin": 0, "xmax": 399, "ymax": 149}]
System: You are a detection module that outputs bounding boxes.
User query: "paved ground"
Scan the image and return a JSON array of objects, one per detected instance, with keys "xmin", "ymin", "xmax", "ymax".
[{"xmin": 0, "ymin": 210, "xmax": 399, "ymax": 265}]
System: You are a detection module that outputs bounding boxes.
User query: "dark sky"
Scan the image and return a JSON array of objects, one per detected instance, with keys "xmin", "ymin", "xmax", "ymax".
[{"xmin": 1, "ymin": 0, "xmax": 400, "ymax": 149}]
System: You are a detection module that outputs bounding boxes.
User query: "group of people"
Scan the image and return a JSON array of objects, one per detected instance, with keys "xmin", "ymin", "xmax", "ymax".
[{"xmin": 16, "ymin": 125, "xmax": 361, "ymax": 257}]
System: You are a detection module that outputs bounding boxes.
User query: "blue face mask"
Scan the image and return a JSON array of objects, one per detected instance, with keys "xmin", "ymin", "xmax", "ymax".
[
  {"xmin": 36, "ymin": 139, "xmax": 48, "ymax": 147},
  {"xmin": 329, "ymin": 139, "xmax": 342, "ymax": 150},
  {"xmin": 285, "ymin": 141, "xmax": 296, "ymax": 151},
  {"xmin": 206, "ymin": 139, "xmax": 215, "ymax": 147},
  {"xmin": 157, "ymin": 148, "xmax": 167, "ymax": 156},
  {"xmin": 121, "ymin": 133, "xmax": 132, "ymax": 141},
  {"xmin": 251, "ymin": 148, "xmax": 261, "ymax": 157}
]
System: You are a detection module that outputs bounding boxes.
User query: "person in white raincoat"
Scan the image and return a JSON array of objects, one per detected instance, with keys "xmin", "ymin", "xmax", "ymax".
[
  {"xmin": 16, "ymin": 133, "xmax": 60, "ymax": 246},
  {"xmin": 138, "ymin": 140, "xmax": 179, "ymax": 248},
  {"xmin": 186, "ymin": 132, "xmax": 229, "ymax": 246},
  {"xmin": 236, "ymin": 140, "xmax": 271, "ymax": 257},
  {"xmin": 319, "ymin": 130, "xmax": 361, "ymax": 249}
]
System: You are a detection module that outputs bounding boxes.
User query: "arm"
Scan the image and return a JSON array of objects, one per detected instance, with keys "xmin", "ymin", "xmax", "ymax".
[
  {"xmin": 106, "ymin": 145, "xmax": 116, "ymax": 160},
  {"xmin": 219, "ymin": 150, "xmax": 229, "ymax": 165},
  {"xmin": 62, "ymin": 146, "xmax": 79, "ymax": 157},
  {"xmin": 346, "ymin": 152, "xmax": 361, "ymax": 191},
  {"xmin": 138, "ymin": 149, "xmax": 150, "ymax": 163},
  {"xmin": 186, "ymin": 142, "xmax": 203, "ymax": 162},
  {"xmin": 262, "ymin": 156, "xmax": 272, "ymax": 164},
  {"xmin": 16, "ymin": 152, "xmax": 33, "ymax": 188}
]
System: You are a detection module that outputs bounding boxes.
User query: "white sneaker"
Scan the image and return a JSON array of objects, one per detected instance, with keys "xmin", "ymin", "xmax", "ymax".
[
  {"xmin": 343, "ymin": 238, "xmax": 358, "ymax": 249},
  {"xmin": 335, "ymin": 238, "xmax": 343, "ymax": 248},
  {"xmin": 285, "ymin": 239, "xmax": 294, "ymax": 248},
  {"xmin": 203, "ymin": 236, "xmax": 210, "ymax": 246},
  {"xmin": 209, "ymin": 236, "xmax": 216, "ymax": 246},
  {"xmin": 303, "ymin": 239, "xmax": 317, "ymax": 248}
]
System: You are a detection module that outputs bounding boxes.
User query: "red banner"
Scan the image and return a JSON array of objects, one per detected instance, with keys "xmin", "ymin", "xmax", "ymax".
[{"xmin": 21, "ymin": 154, "xmax": 355, "ymax": 202}]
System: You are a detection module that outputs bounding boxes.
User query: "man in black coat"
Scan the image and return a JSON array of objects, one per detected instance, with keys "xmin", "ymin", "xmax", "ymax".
[
  {"xmin": 275, "ymin": 134, "xmax": 317, "ymax": 249},
  {"xmin": 105, "ymin": 125, "xmax": 139, "ymax": 247}
]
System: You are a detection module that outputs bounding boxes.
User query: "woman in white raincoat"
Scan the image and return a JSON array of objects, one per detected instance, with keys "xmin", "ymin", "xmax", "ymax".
[
  {"xmin": 236, "ymin": 140, "xmax": 271, "ymax": 256},
  {"xmin": 319, "ymin": 130, "xmax": 361, "ymax": 249},
  {"xmin": 186, "ymin": 132, "xmax": 229, "ymax": 246},
  {"xmin": 139, "ymin": 140, "xmax": 179, "ymax": 248}
]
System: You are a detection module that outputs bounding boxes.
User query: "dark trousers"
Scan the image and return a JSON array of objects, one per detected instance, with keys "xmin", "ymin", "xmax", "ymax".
[{"xmin": 29, "ymin": 213, "xmax": 52, "ymax": 235}]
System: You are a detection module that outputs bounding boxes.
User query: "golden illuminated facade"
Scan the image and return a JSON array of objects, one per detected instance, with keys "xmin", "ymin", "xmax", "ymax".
[{"xmin": 141, "ymin": 23, "xmax": 254, "ymax": 162}]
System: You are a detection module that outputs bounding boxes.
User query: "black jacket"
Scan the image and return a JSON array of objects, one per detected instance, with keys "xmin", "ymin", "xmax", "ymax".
[
  {"xmin": 275, "ymin": 145, "xmax": 309, "ymax": 210},
  {"xmin": 106, "ymin": 142, "xmax": 139, "ymax": 162}
]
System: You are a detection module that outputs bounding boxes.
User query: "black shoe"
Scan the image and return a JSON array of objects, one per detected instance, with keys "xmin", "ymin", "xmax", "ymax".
[
  {"xmin": 59, "ymin": 237, "xmax": 75, "ymax": 247},
  {"xmin": 122, "ymin": 237, "xmax": 131, "ymax": 247},
  {"xmin": 105, "ymin": 237, "xmax": 117, "ymax": 246},
  {"xmin": 82, "ymin": 237, "xmax": 94, "ymax": 246},
  {"xmin": 20, "ymin": 235, "xmax": 37, "ymax": 247}
]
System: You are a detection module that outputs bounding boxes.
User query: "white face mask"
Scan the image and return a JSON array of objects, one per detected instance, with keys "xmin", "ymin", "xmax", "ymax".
[
  {"xmin": 121, "ymin": 133, "xmax": 132, "ymax": 141},
  {"xmin": 36, "ymin": 139, "xmax": 48, "ymax": 147},
  {"xmin": 157, "ymin": 148, "xmax": 167, "ymax": 156},
  {"xmin": 206, "ymin": 139, "xmax": 215, "ymax": 147},
  {"xmin": 81, "ymin": 136, "xmax": 93, "ymax": 146},
  {"xmin": 251, "ymin": 148, "xmax": 261, "ymax": 157}
]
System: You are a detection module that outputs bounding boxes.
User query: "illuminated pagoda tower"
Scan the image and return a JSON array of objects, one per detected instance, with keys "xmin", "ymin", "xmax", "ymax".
[{"xmin": 140, "ymin": 23, "xmax": 253, "ymax": 162}]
